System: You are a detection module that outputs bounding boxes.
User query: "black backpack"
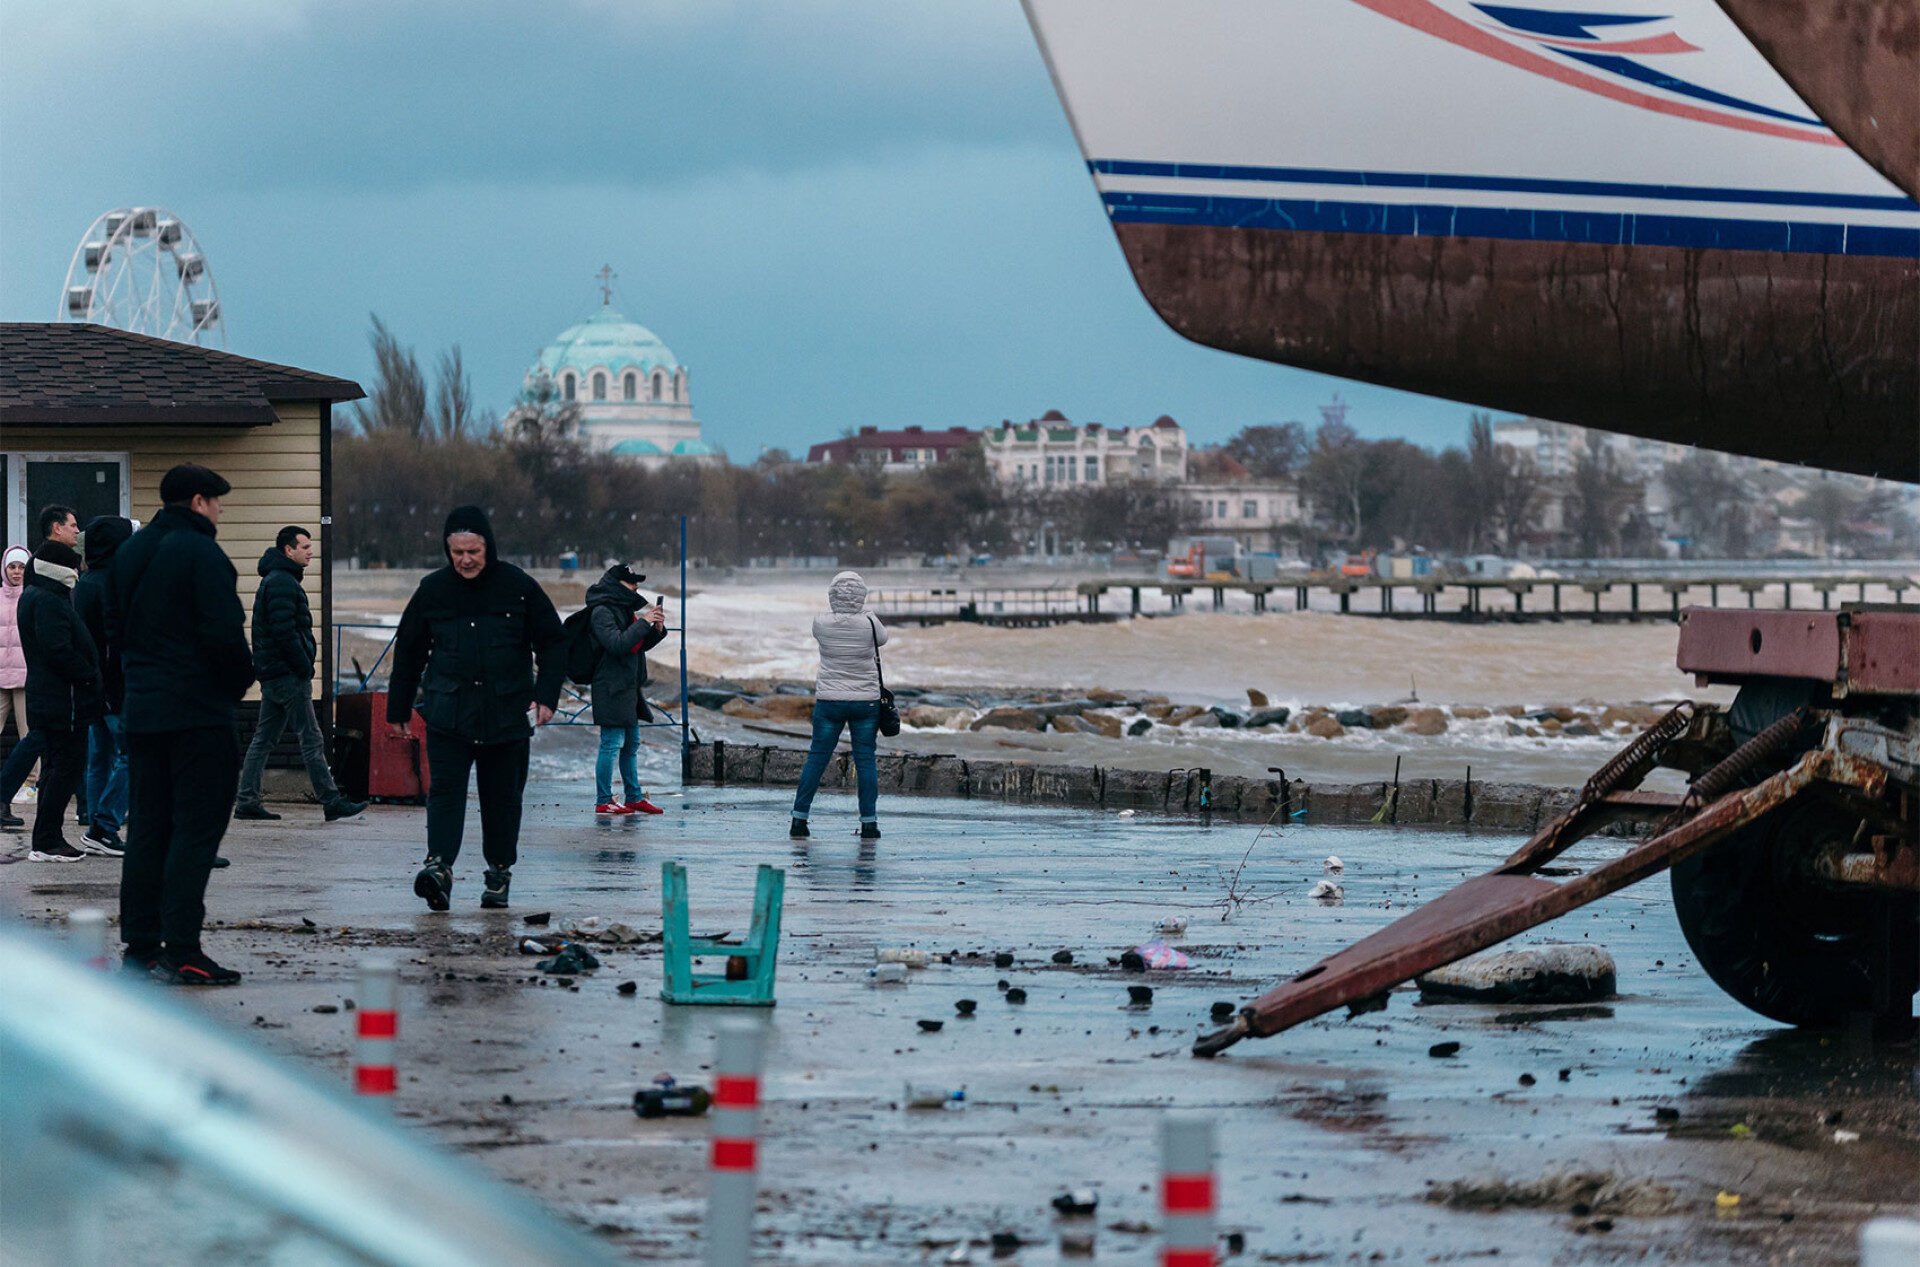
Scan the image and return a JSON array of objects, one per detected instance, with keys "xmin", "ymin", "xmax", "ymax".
[{"xmin": 561, "ymin": 605, "xmax": 605, "ymax": 686}]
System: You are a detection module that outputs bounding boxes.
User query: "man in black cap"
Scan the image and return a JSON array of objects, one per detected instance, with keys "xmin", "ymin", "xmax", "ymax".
[
  {"xmin": 17, "ymin": 538, "xmax": 104, "ymax": 862},
  {"xmin": 387, "ymin": 505, "xmax": 564, "ymax": 911},
  {"xmin": 114, "ymin": 463, "xmax": 255, "ymax": 984}
]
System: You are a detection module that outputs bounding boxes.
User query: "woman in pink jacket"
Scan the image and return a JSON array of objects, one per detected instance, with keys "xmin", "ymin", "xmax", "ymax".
[{"xmin": 0, "ymin": 544, "xmax": 30, "ymax": 827}]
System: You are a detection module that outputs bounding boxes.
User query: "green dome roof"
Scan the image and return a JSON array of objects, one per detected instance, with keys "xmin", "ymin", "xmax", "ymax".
[{"xmin": 535, "ymin": 306, "xmax": 680, "ymax": 379}]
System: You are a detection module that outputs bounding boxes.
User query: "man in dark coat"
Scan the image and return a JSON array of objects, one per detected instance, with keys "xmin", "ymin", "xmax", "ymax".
[
  {"xmin": 585, "ymin": 563, "xmax": 669, "ymax": 815},
  {"xmin": 17, "ymin": 540, "xmax": 104, "ymax": 863},
  {"xmin": 114, "ymin": 464, "xmax": 256, "ymax": 985},
  {"xmin": 74, "ymin": 515, "xmax": 132, "ymax": 855},
  {"xmin": 387, "ymin": 506, "xmax": 564, "ymax": 911},
  {"xmin": 234, "ymin": 526, "xmax": 366, "ymax": 823}
]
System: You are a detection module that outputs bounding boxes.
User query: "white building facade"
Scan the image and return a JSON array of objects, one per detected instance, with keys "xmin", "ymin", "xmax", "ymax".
[
  {"xmin": 981, "ymin": 411, "xmax": 1187, "ymax": 487},
  {"xmin": 1177, "ymin": 481, "xmax": 1307, "ymax": 552},
  {"xmin": 525, "ymin": 301, "xmax": 718, "ymax": 466}
]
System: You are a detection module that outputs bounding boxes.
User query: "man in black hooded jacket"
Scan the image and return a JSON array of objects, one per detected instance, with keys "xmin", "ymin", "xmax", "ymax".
[
  {"xmin": 74, "ymin": 514, "xmax": 132, "ymax": 854},
  {"xmin": 114, "ymin": 464, "xmax": 255, "ymax": 985},
  {"xmin": 387, "ymin": 506, "xmax": 564, "ymax": 911}
]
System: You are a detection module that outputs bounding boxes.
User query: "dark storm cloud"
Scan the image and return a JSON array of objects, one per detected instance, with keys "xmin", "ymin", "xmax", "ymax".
[{"xmin": 1, "ymin": 1, "xmax": 1060, "ymax": 194}]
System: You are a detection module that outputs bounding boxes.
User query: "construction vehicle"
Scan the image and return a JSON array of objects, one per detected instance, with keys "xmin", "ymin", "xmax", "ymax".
[
  {"xmin": 1167, "ymin": 536, "xmax": 1245, "ymax": 580},
  {"xmin": 1021, "ymin": 0, "xmax": 1919, "ymax": 1047}
]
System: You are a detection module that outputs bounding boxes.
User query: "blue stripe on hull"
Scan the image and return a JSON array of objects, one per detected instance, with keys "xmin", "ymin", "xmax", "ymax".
[
  {"xmin": 1102, "ymin": 192, "xmax": 1920, "ymax": 258},
  {"xmin": 1089, "ymin": 160, "xmax": 1920, "ymax": 214}
]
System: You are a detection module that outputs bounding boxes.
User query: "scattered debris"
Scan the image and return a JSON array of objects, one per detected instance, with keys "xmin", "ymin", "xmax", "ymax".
[
  {"xmin": 1416, "ymin": 944, "xmax": 1616, "ymax": 1004},
  {"xmin": 871, "ymin": 963, "xmax": 908, "ymax": 985},
  {"xmin": 616, "ymin": 980, "xmax": 638, "ymax": 996},
  {"xmin": 1154, "ymin": 916, "xmax": 1188, "ymax": 937},
  {"xmin": 1005, "ymin": 987, "xmax": 1028, "ymax": 1004},
  {"xmin": 1117, "ymin": 807, "xmax": 1138, "ymax": 817},
  {"xmin": 1127, "ymin": 985, "xmax": 1154, "ymax": 1006},
  {"xmin": 990, "ymin": 1231, "xmax": 1021, "ymax": 1257},
  {"xmin": 1429, "ymin": 1041, "xmax": 1462, "ymax": 1058},
  {"xmin": 955, "ymin": 998, "xmax": 977, "ymax": 1015},
  {"xmin": 522, "ymin": 912, "xmax": 552, "ymax": 926},
  {"xmin": 633, "ymin": 1075, "xmax": 710, "ymax": 1118},
  {"xmin": 1654, "ymin": 1106, "xmax": 1680, "ymax": 1123},
  {"xmin": 1833, "ymin": 1129, "xmax": 1860, "ymax": 1144},
  {"xmin": 1052, "ymin": 1188, "xmax": 1099, "ymax": 1216},
  {"xmin": 918, "ymin": 1019, "xmax": 945, "ymax": 1033},
  {"xmin": 994, "ymin": 952, "xmax": 1015, "ymax": 968},
  {"xmin": 1715, "ymin": 1191, "xmax": 1741, "ymax": 1212},
  {"xmin": 1322, "ymin": 856, "xmax": 1344, "ymax": 873},
  {"xmin": 879, "ymin": 948, "xmax": 932, "ymax": 968},
  {"xmin": 1052, "ymin": 949, "xmax": 1074, "ymax": 964},
  {"xmin": 1519, "ymin": 1073, "xmax": 1536, "ymax": 1086},
  {"xmin": 1059, "ymin": 1229, "xmax": 1096, "ymax": 1257},
  {"xmin": 1428, "ymin": 1171, "xmax": 1679, "ymax": 1216},
  {"xmin": 1133, "ymin": 941, "xmax": 1191, "ymax": 969},
  {"xmin": 1211, "ymin": 1001, "xmax": 1237, "ymax": 1022},
  {"xmin": 518, "ymin": 935, "xmax": 565, "ymax": 955},
  {"xmin": 1308, "ymin": 879, "xmax": 1344, "ymax": 901},
  {"xmin": 1119, "ymin": 951, "xmax": 1146, "ymax": 973},
  {"xmin": 311, "ymin": 1003, "xmax": 338, "ymax": 1014},
  {"xmin": 535, "ymin": 944, "xmax": 600, "ymax": 975},
  {"xmin": 905, "ymin": 1084, "xmax": 965, "ymax": 1110}
]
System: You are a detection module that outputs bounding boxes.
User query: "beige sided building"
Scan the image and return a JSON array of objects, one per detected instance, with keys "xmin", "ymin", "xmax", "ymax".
[{"xmin": 0, "ymin": 324, "xmax": 363, "ymax": 721}]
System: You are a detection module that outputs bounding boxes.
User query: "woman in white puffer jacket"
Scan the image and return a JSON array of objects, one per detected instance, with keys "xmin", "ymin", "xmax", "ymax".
[
  {"xmin": 789, "ymin": 570, "xmax": 887, "ymax": 841},
  {"xmin": 0, "ymin": 545, "xmax": 31, "ymax": 825}
]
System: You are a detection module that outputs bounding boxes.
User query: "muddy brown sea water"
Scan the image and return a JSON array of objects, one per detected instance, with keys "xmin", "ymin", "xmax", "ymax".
[{"xmin": 4, "ymin": 762, "xmax": 1913, "ymax": 1264}]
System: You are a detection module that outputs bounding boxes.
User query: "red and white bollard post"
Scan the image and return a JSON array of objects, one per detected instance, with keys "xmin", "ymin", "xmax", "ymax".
[
  {"xmin": 354, "ymin": 957, "xmax": 399, "ymax": 1098},
  {"xmin": 705, "ymin": 1019, "xmax": 766, "ymax": 1267},
  {"xmin": 69, "ymin": 908, "xmax": 110, "ymax": 970},
  {"xmin": 1159, "ymin": 1115, "xmax": 1216, "ymax": 1267}
]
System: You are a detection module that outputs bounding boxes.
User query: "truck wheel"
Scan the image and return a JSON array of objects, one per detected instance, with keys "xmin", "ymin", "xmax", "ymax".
[{"xmin": 1671, "ymin": 803, "xmax": 1918, "ymax": 1027}]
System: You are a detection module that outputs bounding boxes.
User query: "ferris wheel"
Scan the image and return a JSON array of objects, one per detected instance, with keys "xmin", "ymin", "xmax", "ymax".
[{"xmin": 58, "ymin": 206, "xmax": 225, "ymax": 347}]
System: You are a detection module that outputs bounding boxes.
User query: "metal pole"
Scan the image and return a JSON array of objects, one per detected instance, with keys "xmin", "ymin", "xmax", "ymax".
[
  {"xmin": 705, "ymin": 1019, "xmax": 766, "ymax": 1267},
  {"xmin": 68, "ymin": 908, "xmax": 109, "ymax": 970},
  {"xmin": 1159, "ymin": 1115, "xmax": 1216, "ymax": 1267},
  {"xmin": 680, "ymin": 515, "xmax": 690, "ymax": 779},
  {"xmin": 354, "ymin": 957, "xmax": 399, "ymax": 1099}
]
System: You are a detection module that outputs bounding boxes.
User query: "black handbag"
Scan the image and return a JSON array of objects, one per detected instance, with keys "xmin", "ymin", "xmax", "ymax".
[{"xmin": 869, "ymin": 616, "xmax": 900, "ymax": 737}]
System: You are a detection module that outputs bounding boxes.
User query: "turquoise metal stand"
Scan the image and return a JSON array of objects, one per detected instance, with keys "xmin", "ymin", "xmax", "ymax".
[{"xmin": 660, "ymin": 862, "xmax": 784, "ymax": 1006}]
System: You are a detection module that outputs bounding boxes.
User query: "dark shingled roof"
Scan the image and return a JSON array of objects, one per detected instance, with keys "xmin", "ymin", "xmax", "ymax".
[{"xmin": 0, "ymin": 323, "xmax": 364, "ymax": 428}]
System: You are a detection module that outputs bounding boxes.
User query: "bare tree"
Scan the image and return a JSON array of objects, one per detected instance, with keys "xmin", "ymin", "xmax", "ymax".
[
  {"xmin": 432, "ymin": 345, "xmax": 475, "ymax": 440},
  {"xmin": 1222, "ymin": 422, "xmax": 1309, "ymax": 479},
  {"xmin": 1303, "ymin": 419, "xmax": 1369, "ymax": 544},
  {"xmin": 1566, "ymin": 447, "xmax": 1640, "ymax": 557},
  {"xmin": 351, "ymin": 314, "xmax": 429, "ymax": 437}
]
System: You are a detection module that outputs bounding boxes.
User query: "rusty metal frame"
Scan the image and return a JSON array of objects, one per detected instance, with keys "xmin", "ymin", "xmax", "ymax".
[{"xmin": 1194, "ymin": 730, "xmax": 1891, "ymax": 1056}]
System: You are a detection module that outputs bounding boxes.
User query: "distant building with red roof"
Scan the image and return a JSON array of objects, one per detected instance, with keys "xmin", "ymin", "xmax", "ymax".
[{"xmin": 805, "ymin": 425, "xmax": 979, "ymax": 473}]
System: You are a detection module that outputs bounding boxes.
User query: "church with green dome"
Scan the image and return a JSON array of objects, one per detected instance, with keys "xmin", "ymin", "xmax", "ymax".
[{"xmin": 525, "ymin": 283, "xmax": 717, "ymax": 466}]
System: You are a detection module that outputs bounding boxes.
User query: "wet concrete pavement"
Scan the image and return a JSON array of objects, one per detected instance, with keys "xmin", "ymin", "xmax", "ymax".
[{"xmin": 4, "ymin": 774, "xmax": 1914, "ymax": 1264}]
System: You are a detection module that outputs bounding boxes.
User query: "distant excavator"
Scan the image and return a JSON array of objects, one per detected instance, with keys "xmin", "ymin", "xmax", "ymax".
[{"xmin": 1021, "ymin": 0, "xmax": 1918, "ymax": 1049}]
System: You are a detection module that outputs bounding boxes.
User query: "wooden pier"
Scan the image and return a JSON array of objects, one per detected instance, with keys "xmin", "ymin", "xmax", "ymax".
[
  {"xmin": 867, "ymin": 571, "xmax": 1917, "ymax": 625},
  {"xmin": 1080, "ymin": 571, "xmax": 1919, "ymax": 620}
]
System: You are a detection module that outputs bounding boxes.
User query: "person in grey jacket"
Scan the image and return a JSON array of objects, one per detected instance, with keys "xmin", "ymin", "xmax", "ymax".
[
  {"xmin": 789, "ymin": 570, "xmax": 887, "ymax": 841},
  {"xmin": 584, "ymin": 564, "xmax": 669, "ymax": 815}
]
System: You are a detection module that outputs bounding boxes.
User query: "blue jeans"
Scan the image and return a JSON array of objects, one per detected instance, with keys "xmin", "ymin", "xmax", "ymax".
[
  {"xmin": 595, "ymin": 724, "xmax": 641, "ymax": 804},
  {"xmin": 87, "ymin": 713, "xmax": 129, "ymax": 833},
  {"xmin": 791, "ymin": 699, "xmax": 879, "ymax": 824}
]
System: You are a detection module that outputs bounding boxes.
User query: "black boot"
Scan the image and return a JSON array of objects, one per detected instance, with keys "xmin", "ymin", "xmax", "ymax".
[
  {"xmin": 414, "ymin": 858, "xmax": 453, "ymax": 912},
  {"xmin": 481, "ymin": 866, "xmax": 511, "ymax": 909},
  {"xmin": 233, "ymin": 803, "xmax": 281, "ymax": 821},
  {"xmin": 860, "ymin": 822, "xmax": 881, "ymax": 840},
  {"xmin": 789, "ymin": 818, "xmax": 809, "ymax": 839}
]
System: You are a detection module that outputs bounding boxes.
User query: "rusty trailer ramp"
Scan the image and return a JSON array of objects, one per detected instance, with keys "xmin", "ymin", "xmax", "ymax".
[{"xmin": 1194, "ymin": 726, "xmax": 1887, "ymax": 1057}]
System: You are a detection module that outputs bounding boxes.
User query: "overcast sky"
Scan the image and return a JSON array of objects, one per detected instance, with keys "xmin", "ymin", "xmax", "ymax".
[{"xmin": 1, "ymin": 0, "xmax": 1480, "ymax": 457}]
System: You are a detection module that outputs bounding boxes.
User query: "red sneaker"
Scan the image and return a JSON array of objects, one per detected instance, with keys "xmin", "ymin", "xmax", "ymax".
[
  {"xmin": 624, "ymin": 798, "xmax": 665, "ymax": 815},
  {"xmin": 595, "ymin": 802, "xmax": 636, "ymax": 815}
]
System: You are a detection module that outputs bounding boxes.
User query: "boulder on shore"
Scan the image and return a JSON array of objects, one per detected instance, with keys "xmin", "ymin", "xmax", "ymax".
[
  {"xmin": 1305, "ymin": 715, "xmax": 1346, "ymax": 739},
  {"xmin": 1208, "ymin": 706, "xmax": 1245, "ymax": 728},
  {"xmin": 721, "ymin": 697, "xmax": 768, "ymax": 719},
  {"xmin": 760, "ymin": 694, "xmax": 817, "ymax": 722},
  {"xmin": 1416, "ymin": 944, "xmax": 1616, "ymax": 1003},
  {"xmin": 1452, "ymin": 705, "xmax": 1492, "ymax": 720},
  {"xmin": 1404, "ymin": 708, "xmax": 1449, "ymax": 735},
  {"xmin": 1368, "ymin": 705, "xmax": 1409, "ymax": 729},
  {"xmin": 906, "ymin": 704, "xmax": 969, "ymax": 729},
  {"xmin": 1246, "ymin": 688, "xmax": 1270, "ymax": 707},
  {"xmin": 1335, "ymin": 708, "xmax": 1373, "ymax": 729},
  {"xmin": 1087, "ymin": 686, "xmax": 1128, "ymax": 703},
  {"xmin": 971, "ymin": 707, "xmax": 1043, "ymax": 732},
  {"xmin": 1164, "ymin": 705, "xmax": 1206, "ymax": 725},
  {"xmin": 1245, "ymin": 707, "xmax": 1291, "ymax": 729},
  {"xmin": 1126, "ymin": 717, "xmax": 1154, "ymax": 737},
  {"xmin": 690, "ymin": 687, "xmax": 742, "ymax": 711},
  {"xmin": 1082, "ymin": 712, "xmax": 1126, "ymax": 739}
]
